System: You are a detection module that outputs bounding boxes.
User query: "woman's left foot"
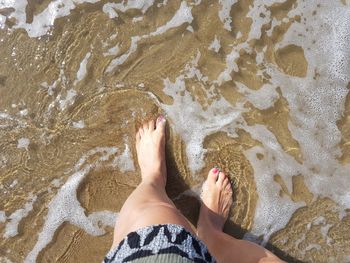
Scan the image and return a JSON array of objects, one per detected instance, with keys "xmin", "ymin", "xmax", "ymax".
[
  {"xmin": 197, "ymin": 168, "xmax": 233, "ymax": 237},
  {"xmin": 135, "ymin": 116, "xmax": 167, "ymax": 187}
]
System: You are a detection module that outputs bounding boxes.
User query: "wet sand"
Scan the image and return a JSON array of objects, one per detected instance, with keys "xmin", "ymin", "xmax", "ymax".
[{"xmin": 0, "ymin": 0, "xmax": 350, "ymax": 262}]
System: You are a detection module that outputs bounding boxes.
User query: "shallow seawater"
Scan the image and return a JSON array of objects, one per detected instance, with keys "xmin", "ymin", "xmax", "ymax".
[{"xmin": 0, "ymin": 0, "xmax": 350, "ymax": 262}]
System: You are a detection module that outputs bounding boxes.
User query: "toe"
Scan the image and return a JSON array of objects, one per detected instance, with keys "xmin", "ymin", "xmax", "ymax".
[
  {"xmin": 139, "ymin": 127, "xmax": 144, "ymax": 137},
  {"xmin": 225, "ymin": 183, "xmax": 232, "ymax": 194},
  {"xmin": 207, "ymin": 168, "xmax": 219, "ymax": 184},
  {"xmin": 136, "ymin": 130, "xmax": 141, "ymax": 145},
  {"xmin": 217, "ymin": 171, "xmax": 225, "ymax": 186},
  {"xmin": 143, "ymin": 121, "xmax": 149, "ymax": 131},
  {"xmin": 148, "ymin": 119, "xmax": 155, "ymax": 131},
  {"xmin": 223, "ymin": 178, "xmax": 229, "ymax": 188},
  {"xmin": 156, "ymin": 115, "xmax": 166, "ymax": 133}
]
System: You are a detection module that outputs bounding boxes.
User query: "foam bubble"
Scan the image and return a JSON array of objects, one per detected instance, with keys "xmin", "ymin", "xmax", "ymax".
[
  {"xmin": 0, "ymin": 14, "xmax": 5, "ymax": 29},
  {"xmin": 19, "ymin": 109, "xmax": 28, "ymax": 117},
  {"xmin": 9, "ymin": 179, "xmax": 17, "ymax": 188},
  {"xmin": 112, "ymin": 144, "xmax": 135, "ymax": 172},
  {"xmin": 132, "ymin": 16, "xmax": 144, "ymax": 23},
  {"xmin": 4, "ymin": 195, "xmax": 37, "ymax": 238},
  {"xmin": 0, "ymin": 211, "xmax": 6, "ymax": 223},
  {"xmin": 103, "ymin": 44, "xmax": 120, "ymax": 57},
  {"xmin": 218, "ymin": 0, "xmax": 237, "ymax": 31},
  {"xmin": 102, "ymin": 3, "xmax": 119, "ymax": 19},
  {"xmin": 103, "ymin": 0, "xmax": 155, "ymax": 18},
  {"xmin": 74, "ymin": 52, "xmax": 91, "ymax": 85},
  {"xmin": 17, "ymin": 138, "xmax": 30, "ymax": 150},
  {"xmin": 208, "ymin": 35, "xmax": 221, "ymax": 53},
  {"xmin": 58, "ymin": 89, "xmax": 77, "ymax": 110},
  {"xmin": 72, "ymin": 120, "xmax": 85, "ymax": 129}
]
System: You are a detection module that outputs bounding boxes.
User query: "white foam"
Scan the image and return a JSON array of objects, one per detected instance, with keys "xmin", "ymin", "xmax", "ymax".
[
  {"xmin": 102, "ymin": 3, "xmax": 119, "ymax": 19},
  {"xmin": 218, "ymin": 0, "xmax": 237, "ymax": 31},
  {"xmin": 17, "ymin": 138, "xmax": 29, "ymax": 150},
  {"xmin": 72, "ymin": 120, "xmax": 85, "ymax": 129},
  {"xmin": 112, "ymin": 144, "xmax": 135, "ymax": 172},
  {"xmin": 0, "ymin": 112, "xmax": 27, "ymax": 129},
  {"xmin": 246, "ymin": 0, "xmax": 286, "ymax": 41},
  {"xmin": 240, "ymin": 0, "xmax": 350, "ymax": 246},
  {"xmin": 103, "ymin": 0, "xmax": 155, "ymax": 18},
  {"xmin": 25, "ymin": 146, "xmax": 119, "ymax": 263},
  {"xmin": 236, "ymin": 82, "xmax": 279, "ymax": 110},
  {"xmin": 74, "ymin": 52, "xmax": 91, "ymax": 85},
  {"xmin": 4, "ymin": 195, "xmax": 37, "ymax": 238},
  {"xmin": 132, "ymin": 16, "xmax": 144, "ymax": 23},
  {"xmin": 186, "ymin": 25, "xmax": 194, "ymax": 33},
  {"xmin": 149, "ymin": 1, "xmax": 193, "ymax": 36},
  {"xmin": 161, "ymin": 54, "xmax": 243, "ymax": 173},
  {"xmin": 0, "ymin": 211, "xmax": 6, "ymax": 223},
  {"xmin": 215, "ymin": 45, "xmax": 241, "ymax": 85},
  {"xmin": 0, "ymin": 14, "xmax": 5, "ymax": 29},
  {"xmin": 106, "ymin": 36, "xmax": 141, "ymax": 73},
  {"xmin": 0, "ymin": 0, "xmax": 101, "ymax": 38},
  {"xmin": 106, "ymin": 1, "xmax": 193, "ymax": 72},
  {"xmin": 9, "ymin": 179, "xmax": 17, "ymax": 188},
  {"xmin": 58, "ymin": 89, "xmax": 77, "ymax": 110},
  {"xmin": 243, "ymin": 124, "xmax": 305, "ymax": 244},
  {"xmin": 19, "ymin": 109, "xmax": 28, "ymax": 116},
  {"xmin": 208, "ymin": 35, "xmax": 221, "ymax": 52},
  {"xmin": 51, "ymin": 178, "xmax": 62, "ymax": 188}
]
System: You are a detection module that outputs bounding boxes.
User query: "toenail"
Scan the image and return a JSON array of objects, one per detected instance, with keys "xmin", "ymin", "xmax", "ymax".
[
  {"xmin": 159, "ymin": 115, "xmax": 166, "ymax": 122},
  {"xmin": 213, "ymin": 168, "xmax": 219, "ymax": 174}
]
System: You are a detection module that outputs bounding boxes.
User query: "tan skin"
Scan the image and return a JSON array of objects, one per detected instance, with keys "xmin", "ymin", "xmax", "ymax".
[{"xmin": 111, "ymin": 116, "xmax": 285, "ymax": 263}]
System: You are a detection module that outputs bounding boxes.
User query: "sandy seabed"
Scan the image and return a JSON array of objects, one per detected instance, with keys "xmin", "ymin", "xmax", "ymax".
[{"xmin": 0, "ymin": 0, "xmax": 350, "ymax": 262}]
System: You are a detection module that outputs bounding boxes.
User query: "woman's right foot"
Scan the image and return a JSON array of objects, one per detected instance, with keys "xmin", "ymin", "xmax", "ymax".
[{"xmin": 197, "ymin": 168, "xmax": 233, "ymax": 236}]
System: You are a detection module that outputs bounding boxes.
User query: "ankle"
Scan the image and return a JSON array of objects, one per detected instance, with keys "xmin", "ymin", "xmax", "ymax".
[
  {"xmin": 141, "ymin": 173, "xmax": 166, "ymax": 188},
  {"xmin": 197, "ymin": 222, "xmax": 219, "ymax": 245}
]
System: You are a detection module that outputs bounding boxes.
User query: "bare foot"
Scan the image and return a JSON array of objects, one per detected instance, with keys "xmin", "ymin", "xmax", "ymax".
[
  {"xmin": 135, "ymin": 115, "xmax": 167, "ymax": 187},
  {"xmin": 198, "ymin": 168, "xmax": 233, "ymax": 236}
]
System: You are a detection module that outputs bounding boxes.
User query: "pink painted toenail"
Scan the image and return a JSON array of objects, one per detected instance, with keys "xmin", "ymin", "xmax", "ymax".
[
  {"xmin": 213, "ymin": 168, "xmax": 219, "ymax": 174},
  {"xmin": 159, "ymin": 115, "xmax": 166, "ymax": 122}
]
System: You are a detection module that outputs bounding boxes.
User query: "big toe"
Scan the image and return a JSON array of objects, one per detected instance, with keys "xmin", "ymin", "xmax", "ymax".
[{"xmin": 207, "ymin": 168, "xmax": 219, "ymax": 185}]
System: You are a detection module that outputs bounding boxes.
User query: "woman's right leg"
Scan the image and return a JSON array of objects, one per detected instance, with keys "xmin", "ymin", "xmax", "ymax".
[
  {"xmin": 197, "ymin": 169, "xmax": 285, "ymax": 263},
  {"xmin": 111, "ymin": 116, "xmax": 194, "ymax": 250}
]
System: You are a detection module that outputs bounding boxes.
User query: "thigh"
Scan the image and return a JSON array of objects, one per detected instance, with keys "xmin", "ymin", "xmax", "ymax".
[{"xmin": 112, "ymin": 202, "xmax": 194, "ymax": 249}]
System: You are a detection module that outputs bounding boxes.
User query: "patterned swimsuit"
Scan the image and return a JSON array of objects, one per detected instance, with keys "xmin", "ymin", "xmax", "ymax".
[{"xmin": 104, "ymin": 224, "xmax": 216, "ymax": 263}]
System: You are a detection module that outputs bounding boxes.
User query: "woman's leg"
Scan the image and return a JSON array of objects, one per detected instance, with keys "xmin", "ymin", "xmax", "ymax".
[
  {"xmin": 111, "ymin": 116, "xmax": 193, "ymax": 249},
  {"xmin": 197, "ymin": 169, "xmax": 285, "ymax": 263}
]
